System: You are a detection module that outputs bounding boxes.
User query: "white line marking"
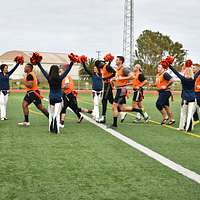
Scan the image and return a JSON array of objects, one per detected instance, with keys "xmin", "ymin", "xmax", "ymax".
[{"xmin": 80, "ymin": 113, "xmax": 200, "ymax": 184}]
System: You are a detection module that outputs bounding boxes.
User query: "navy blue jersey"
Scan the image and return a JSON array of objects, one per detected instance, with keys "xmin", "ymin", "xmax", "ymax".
[
  {"xmin": 169, "ymin": 66, "xmax": 200, "ymax": 101},
  {"xmin": 0, "ymin": 63, "xmax": 19, "ymax": 90},
  {"xmin": 82, "ymin": 63, "xmax": 103, "ymax": 91},
  {"xmin": 37, "ymin": 62, "xmax": 73, "ymax": 102}
]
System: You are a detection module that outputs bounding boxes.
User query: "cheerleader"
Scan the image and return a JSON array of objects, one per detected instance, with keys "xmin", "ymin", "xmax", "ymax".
[
  {"xmin": 80, "ymin": 56, "xmax": 103, "ymax": 121},
  {"xmin": 0, "ymin": 57, "xmax": 22, "ymax": 120},
  {"xmin": 35, "ymin": 53, "xmax": 75, "ymax": 133},
  {"xmin": 168, "ymin": 59, "xmax": 200, "ymax": 132}
]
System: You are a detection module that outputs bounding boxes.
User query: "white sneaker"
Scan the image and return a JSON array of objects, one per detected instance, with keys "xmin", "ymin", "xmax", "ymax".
[
  {"xmin": 59, "ymin": 124, "xmax": 65, "ymax": 128},
  {"xmin": 1, "ymin": 117, "xmax": 8, "ymax": 121},
  {"xmin": 18, "ymin": 122, "xmax": 30, "ymax": 127},
  {"xmin": 120, "ymin": 112, "xmax": 127, "ymax": 123}
]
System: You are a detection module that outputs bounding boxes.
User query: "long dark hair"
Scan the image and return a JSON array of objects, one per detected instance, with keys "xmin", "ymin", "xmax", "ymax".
[
  {"xmin": 0, "ymin": 64, "xmax": 8, "ymax": 72},
  {"xmin": 49, "ymin": 65, "xmax": 59, "ymax": 89}
]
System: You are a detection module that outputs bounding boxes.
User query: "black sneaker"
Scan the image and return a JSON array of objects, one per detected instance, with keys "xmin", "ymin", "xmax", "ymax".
[
  {"xmin": 108, "ymin": 124, "xmax": 117, "ymax": 129},
  {"xmin": 161, "ymin": 118, "xmax": 168, "ymax": 125},
  {"xmin": 168, "ymin": 120, "xmax": 175, "ymax": 125},
  {"xmin": 77, "ymin": 116, "xmax": 84, "ymax": 123}
]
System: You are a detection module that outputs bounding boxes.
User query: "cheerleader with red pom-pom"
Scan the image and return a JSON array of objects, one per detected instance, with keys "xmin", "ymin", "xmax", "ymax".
[
  {"xmin": 80, "ymin": 55, "xmax": 103, "ymax": 121},
  {"xmin": 166, "ymin": 58, "xmax": 200, "ymax": 132},
  {"xmin": 0, "ymin": 56, "xmax": 23, "ymax": 120},
  {"xmin": 35, "ymin": 52, "xmax": 75, "ymax": 134},
  {"xmin": 155, "ymin": 56, "xmax": 176, "ymax": 125}
]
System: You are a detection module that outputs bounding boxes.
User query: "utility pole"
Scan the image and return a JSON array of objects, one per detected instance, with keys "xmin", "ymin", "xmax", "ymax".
[
  {"xmin": 123, "ymin": 0, "xmax": 134, "ymax": 67},
  {"xmin": 96, "ymin": 50, "xmax": 101, "ymax": 60}
]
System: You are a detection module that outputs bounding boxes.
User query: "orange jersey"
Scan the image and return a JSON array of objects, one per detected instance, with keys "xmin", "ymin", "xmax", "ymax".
[
  {"xmin": 195, "ymin": 76, "xmax": 200, "ymax": 92},
  {"xmin": 132, "ymin": 72, "xmax": 145, "ymax": 88},
  {"xmin": 115, "ymin": 67, "xmax": 128, "ymax": 87},
  {"xmin": 101, "ymin": 64, "xmax": 113, "ymax": 82},
  {"xmin": 155, "ymin": 73, "xmax": 170, "ymax": 90},
  {"xmin": 24, "ymin": 71, "xmax": 39, "ymax": 91},
  {"xmin": 62, "ymin": 75, "xmax": 74, "ymax": 94}
]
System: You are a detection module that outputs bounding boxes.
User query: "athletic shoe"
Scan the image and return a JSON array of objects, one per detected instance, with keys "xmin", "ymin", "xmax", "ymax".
[
  {"xmin": 77, "ymin": 116, "xmax": 84, "ymax": 123},
  {"xmin": 108, "ymin": 124, "xmax": 117, "ymax": 129},
  {"xmin": 177, "ymin": 128, "xmax": 184, "ymax": 131},
  {"xmin": 120, "ymin": 113, "xmax": 127, "ymax": 123},
  {"xmin": 144, "ymin": 116, "xmax": 149, "ymax": 123},
  {"xmin": 168, "ymin": 120, "xmax": 175, "ymax": 125},
  {"xmin": 1, "ymin": 117, "xmax": 8, "ymax": 121},
  {"xmin": 161, "ymin": 118, "xmax": 168, "ymax": 125},
  {"xmin": 99, "ymin": 116, "xmax": 106, "ymax": 124},
  {"xmin": 133, "ymin": 118, "xmax": 142, "ymax": 123},
  {"xmin": 59, "ymin": 123, "xmax": 65, "ymax": 128},
  {"xmin": 18, "ymin": 122, "xmax": 30, "ymax": 127}
]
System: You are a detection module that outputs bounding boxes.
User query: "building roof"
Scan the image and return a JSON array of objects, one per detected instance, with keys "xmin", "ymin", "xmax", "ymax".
[{"xmin": 0, "ymin": 50, "xmax": 70, "ymax": 64}]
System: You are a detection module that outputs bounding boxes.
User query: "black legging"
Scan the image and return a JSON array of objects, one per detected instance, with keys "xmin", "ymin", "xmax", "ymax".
[
  {"xmin": 102, "ymin": 83, "xmax": 113, "ymax": 116},
  {"xmin": 61, "ymin": 93, "xmax": 81, "ymax": 118}
]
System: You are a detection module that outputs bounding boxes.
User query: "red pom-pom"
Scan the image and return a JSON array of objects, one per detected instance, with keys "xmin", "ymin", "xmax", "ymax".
[
  {"xmin": 104, "ymin": 53, "xmax": 114, "ymax": 62},
  {"xmin": 30, "ymin": 52, "xmax": 43, "ymax": 65},
  {"xmin": 185, "ymin": 59, "xmax": 193, "ymax": 68},
  {"xmin": 72, "ymin": 90, "xmax": 78, "ymax": 97},
  {"xmin": 68, "ymin": 53, "xmax": 79, "ymax": 63},
  {"xmin": 159, "ymin": 60, "xmax": 169, "ymax": 69},
  {"xmin": 165, "ymin": 56, "xmax": 174, "ymax": 65},
  {"xmin": 79, "ymin": 55, "xmax": 88, "ymax": 63},
  {"xmin": 14, "ymin": 55, "xmax": 24, "ymax": 65}
]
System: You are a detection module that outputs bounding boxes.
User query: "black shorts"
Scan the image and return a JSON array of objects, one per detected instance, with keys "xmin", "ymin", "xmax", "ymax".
[
  {"xmin": 102, "ymin": 82, "xmax": 113, "ymax": 103},
  {"xmin": 114, "ymin": 88, "xmax": 127, "ymax": 105},
  {"xmin": 156, "ymin": 90, "xmax": 171, "ymax": 107},
  {"xmin": 24, "ymin": 90, "xmax": 42, "ymax": 106},
  {"xmin": 133, "ymin": 88, "xmax": 144, "ymax": 102}
]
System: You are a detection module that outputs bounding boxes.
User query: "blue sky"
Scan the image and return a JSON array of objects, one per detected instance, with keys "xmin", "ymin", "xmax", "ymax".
[{"xmin": 0, "ymin": 0, "xmax": 199, "ymax": 62}]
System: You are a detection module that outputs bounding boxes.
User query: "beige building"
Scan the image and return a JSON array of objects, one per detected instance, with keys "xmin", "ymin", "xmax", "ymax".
[{"xmin": 0, "ymin": 50, "xmax": 80, "ymax": 80}]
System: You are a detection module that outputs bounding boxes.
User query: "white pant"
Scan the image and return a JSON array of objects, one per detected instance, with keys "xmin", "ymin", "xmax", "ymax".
[
  {"xmin": 48, "ymin": 102, "xmax": 62, "ymax": 133},
  {"xmin": 0, "ymin": 91, "xmax": 8, "ymax": 119},
  {"xmin": 92, "ymin": 91, "xmax": 102, "ymax": 120},
  {"xmin": 179, "ymin": 101, "xmax": 195, "ymax": 131}
]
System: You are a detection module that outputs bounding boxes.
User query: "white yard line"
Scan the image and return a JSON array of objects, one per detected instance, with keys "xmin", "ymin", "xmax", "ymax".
[{"xmin": 80, "ymin": 113, "xmax": 200, "ymax": 184}]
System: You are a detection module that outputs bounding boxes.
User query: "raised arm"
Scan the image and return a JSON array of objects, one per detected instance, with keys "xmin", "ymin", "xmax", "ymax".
[
  {"xmin": 82, "ymin": 62, "xmax": 92, "ymax": 76},
  {"xmin": 60, "ymin": 61, "xmax": 74, "ymax": 80},
  {"xmin": 169, "ymin": 65, "xmax": 184, "ymax": 80},
  {"xmin": 8, "ymin": 63, "xmax": 19, "ymax": 76},
  {"xmin": 37, "ymin": 62, "xmax": 49, "ymax": 80}
]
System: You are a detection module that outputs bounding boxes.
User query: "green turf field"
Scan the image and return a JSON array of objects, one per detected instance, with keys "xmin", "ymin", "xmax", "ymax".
[{"xmin": 0, "ymin": 92, "xmax": 200, "ymax": 200}]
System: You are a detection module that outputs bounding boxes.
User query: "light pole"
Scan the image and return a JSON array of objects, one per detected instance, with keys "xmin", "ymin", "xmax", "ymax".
[{"xmin": 96, "ymin": 50, "xmax": 101, "ymax": 60}]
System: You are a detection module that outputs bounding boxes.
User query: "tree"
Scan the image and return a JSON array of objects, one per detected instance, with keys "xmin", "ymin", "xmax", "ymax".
[
  {"xmin": 134, "ymin": 30, "xmax": 186, "ymax": 75},
  {"xmin": 79, "ymin": 58, "xmax": 96, "ymax": 76}
]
